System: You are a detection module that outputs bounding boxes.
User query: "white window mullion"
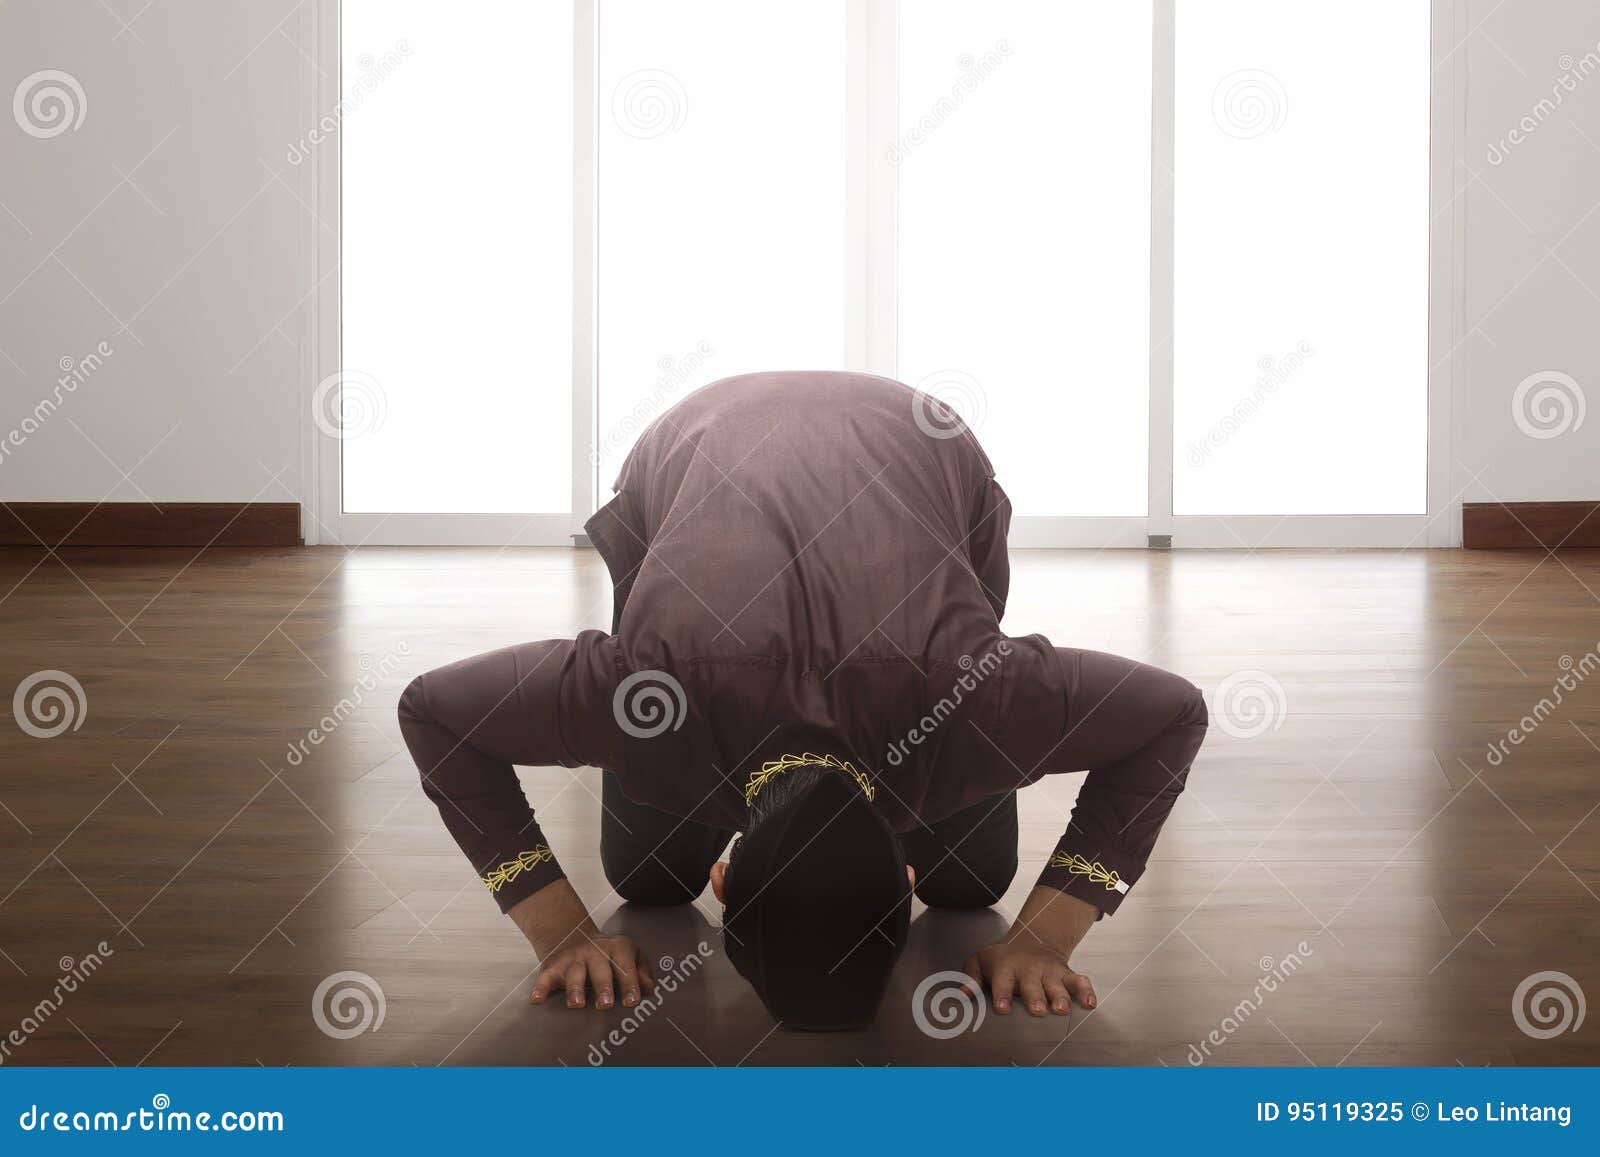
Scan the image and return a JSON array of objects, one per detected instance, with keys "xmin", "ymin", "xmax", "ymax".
[
  {"xmin": 1147, "ymin": 0, "xmax": 1177, "ymax": 545},
  {"xmin": 572, "ymin": 0, "xmax": 598, "ymax": 527},
  {"xmin": 846, "ymin": 0, "xmax": 899, "ymax": 377}
]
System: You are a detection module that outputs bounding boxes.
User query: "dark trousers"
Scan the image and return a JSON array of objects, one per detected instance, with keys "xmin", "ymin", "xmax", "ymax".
[{"xmin": 600, "ymin": 771, "xmax": 1018, "ymax": 910}]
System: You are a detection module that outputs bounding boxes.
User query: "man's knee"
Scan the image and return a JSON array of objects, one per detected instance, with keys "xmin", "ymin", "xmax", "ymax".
[
  {"xmin": 914, "ymin": 856, "xmax": 1018, "ymax": 910},
  {"xmin": 601, "ymin": 849, "xmax": 708, "ymax": 907}
]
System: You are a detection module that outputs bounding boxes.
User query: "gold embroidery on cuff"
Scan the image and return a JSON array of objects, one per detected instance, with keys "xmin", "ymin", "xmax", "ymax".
[
  {"xmin": 1049, "ymin": 851, "xmax": 1129, "ymax": 894},
  {"xmin": 482, "ymin": 845, "xmax": 555, "ymax": 894},
  {"xmin": 744, "ymin": 751, "xmax": 875, "ymax": 807}
]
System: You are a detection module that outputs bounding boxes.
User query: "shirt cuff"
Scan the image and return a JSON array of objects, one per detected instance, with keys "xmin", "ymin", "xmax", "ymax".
[
  {"xmin": 1035, "ymin": 839, "xmax": 1142, "ymax": 917},
  {"xmin": 476, "ymin": 844, "xmax": 567, "ymax": 914}
]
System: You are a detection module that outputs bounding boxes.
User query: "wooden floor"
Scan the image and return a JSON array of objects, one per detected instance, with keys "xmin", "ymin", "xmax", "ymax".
[{"xmin": 1, "ymin": 545, "xmax": 1597, "ymax": 1067}]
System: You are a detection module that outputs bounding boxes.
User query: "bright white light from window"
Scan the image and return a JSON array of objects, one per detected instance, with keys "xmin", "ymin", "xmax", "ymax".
[
  {"xmin": 341, "ymin": 1, "xmax": 573, "ymax": 513},
  {"xmin": 1173, "ymin": 0, "xmax": 1429, "ymax": 515},
  {"xmin": 898, "ymin": 1, "xmax": 1153, "ymax": 517},
  {"xmin": 596, "ymin": 0, "xmax": 849, "ymax": 494}
]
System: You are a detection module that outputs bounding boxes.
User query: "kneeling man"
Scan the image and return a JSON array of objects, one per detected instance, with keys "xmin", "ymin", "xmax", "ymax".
[{"xmin": 400, "ymin": 371, "xmax": 1207, "ymax": 1030}]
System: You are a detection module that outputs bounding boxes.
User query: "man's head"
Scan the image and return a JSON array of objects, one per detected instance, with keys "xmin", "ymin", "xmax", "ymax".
[{"xmin": 710, "ymin": 758, "xmax": 912, "ymax": 1030}]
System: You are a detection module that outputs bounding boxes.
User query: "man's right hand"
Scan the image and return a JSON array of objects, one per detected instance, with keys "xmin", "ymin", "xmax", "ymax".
[
  {"xmin": 529, "ymin": 932, "xmax": 656, "ymax": 1010},
  {"xmin": 508, "ymin": 879, "xmax": 656, "ymax": 1010}
]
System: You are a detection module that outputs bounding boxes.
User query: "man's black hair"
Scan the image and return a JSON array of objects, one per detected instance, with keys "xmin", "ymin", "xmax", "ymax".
[{"xmin": 721, "ymin": 763, "xmax": 911, "ymax": 1031}]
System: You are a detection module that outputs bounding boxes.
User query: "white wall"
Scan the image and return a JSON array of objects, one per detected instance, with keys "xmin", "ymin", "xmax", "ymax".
[
  {"xmin": 0, "ymin": 0, "xmax": 311, "ymax": 503},
  {"xmin": 1458, "ymin": 0, "xmax": 1600, "ymax": 503},
  {"xmin": 0, "ymin": 1, "xmax": 1594, "ymax": 513}
]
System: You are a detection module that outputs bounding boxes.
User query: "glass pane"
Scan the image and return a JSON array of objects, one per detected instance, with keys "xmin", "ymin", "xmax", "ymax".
[
  {"xmin": 596, "ymin": 0, "xmax": 849, "ymax": 491},
  {"xmin": 341, "ymin": 1, "xmax": 572, "ymax": 513},
  {"xmin": 1173, "ymin": 0, "xmax": 1429, "ymax": 515},
  {"xmin": 898, "ymin": 0, "xmax": 1153, "ymax": 517}
]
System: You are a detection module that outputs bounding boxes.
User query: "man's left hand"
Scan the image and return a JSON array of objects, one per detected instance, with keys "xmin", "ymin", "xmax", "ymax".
[{"xmin": 962, "ymin": 942, "xmax": 1096, "ymax": 1017}]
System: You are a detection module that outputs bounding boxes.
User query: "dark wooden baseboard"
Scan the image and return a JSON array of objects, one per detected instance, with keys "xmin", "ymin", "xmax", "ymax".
[
  {"xmin": 1463, "ymin": 501, "xmax": 1600, "ymax": 549},
  {"xmin": 0, "ymin": 502, "xmax": 301, "ymax": 547}
]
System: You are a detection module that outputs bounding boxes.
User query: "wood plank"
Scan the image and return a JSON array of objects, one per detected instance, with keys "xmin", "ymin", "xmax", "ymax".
[
  {"xmin": 0, "ymin": 502, "xmax": 300, "ymax": 547},
  {"xmin": 1462, "ymin": 500, "xmax": 1600, "ymax": 548}
]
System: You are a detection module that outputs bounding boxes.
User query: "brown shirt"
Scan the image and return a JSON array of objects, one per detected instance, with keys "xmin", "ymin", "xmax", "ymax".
[{"xmin": 416, "ymin": 372, "xmax": 1199, "ymax": 916}]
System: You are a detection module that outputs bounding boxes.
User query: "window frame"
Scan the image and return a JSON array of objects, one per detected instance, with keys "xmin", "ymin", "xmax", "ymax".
[{"xmin": 307, "ymin": 0, "xmax": 1462, "ymax": 549}]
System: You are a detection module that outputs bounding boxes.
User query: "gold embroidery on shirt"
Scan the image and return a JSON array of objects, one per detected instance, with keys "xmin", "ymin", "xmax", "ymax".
[
  {"xmin": 744, "ymin": 751, "xmax": 875, "ymax": 807},
  {"xmin": 1049, "ymin": 851, "xmax": 1125, "ymax": 892},
  {"xmin": 482, "ymin": 845, "xmax": 555, "ymax": 894}
]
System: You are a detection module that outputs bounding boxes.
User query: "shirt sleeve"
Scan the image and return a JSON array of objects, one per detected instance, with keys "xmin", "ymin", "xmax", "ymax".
[
  {"xmin": 1008, "ymin": 643, "xmax": 1208, "ymax": 917},
  {"xmin": 966, "ymin": 477, "xmax": 1012, "ymax": 623},
  {"xmin": 397, "ymin": 632, "xmax": 616, "ymax": 914}
]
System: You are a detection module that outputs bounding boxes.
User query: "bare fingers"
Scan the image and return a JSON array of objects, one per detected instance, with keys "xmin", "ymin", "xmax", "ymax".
[{"xmin": 1065, "ymin": 970, "xmax": 1097, "ymax": 1010}]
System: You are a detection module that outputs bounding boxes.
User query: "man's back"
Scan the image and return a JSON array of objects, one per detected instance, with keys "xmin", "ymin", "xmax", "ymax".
[{"xmin": 590, "ymin": 371, "xmax": 1009, "ymax": 670}]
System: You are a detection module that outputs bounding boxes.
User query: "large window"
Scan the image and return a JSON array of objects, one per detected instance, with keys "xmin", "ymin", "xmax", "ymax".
[
  {"xmin": 341, "ymin": 0, "xmax": 573, "ymax": 515},
  {"xmin": 331, "ymin": 1, "xmax": 1438, "ymax": 546},
  {"xmin": 596, "ymin": 0, "xmax": 850, "ymax": 488},
  {"xmin": 1172, "ymin": 0, "xmax": 1429, "ymax": 516}
]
